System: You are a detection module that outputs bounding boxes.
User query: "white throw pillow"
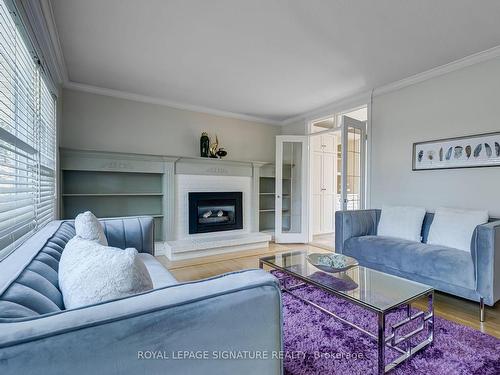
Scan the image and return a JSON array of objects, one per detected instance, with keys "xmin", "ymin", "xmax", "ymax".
[
  {"xmin": 427, "ymin": 207, "xmax": 488, "ymax": 252},
  {"xmin": 377, "ymin": 205, "xmax": 426, "ymax": 242},
  {"xmin": 75, "ymin": 211, "xmax": 108, "ymax": 245},
  {"xmin": 59, "ymin": 237, "xmax": 153, "ymax": 309}
]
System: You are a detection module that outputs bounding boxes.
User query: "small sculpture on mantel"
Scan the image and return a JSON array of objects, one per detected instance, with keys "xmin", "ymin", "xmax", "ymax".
[
  {"xmin": 216, "ymin": 148, "xmax": 227, "ymax": 159},
  {"xmin": 209, "ymin": 135, "xmax": 219, "ymax": 158}
]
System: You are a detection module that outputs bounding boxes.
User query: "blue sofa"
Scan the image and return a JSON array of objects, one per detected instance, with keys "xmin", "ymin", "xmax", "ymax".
[
  {"xmin": 335, "ymin": 210, "xmax": 500, "ymax": 310},
  {"xmin": 0, "ymin": 217, "xmax": 283, "ymax": 375}
]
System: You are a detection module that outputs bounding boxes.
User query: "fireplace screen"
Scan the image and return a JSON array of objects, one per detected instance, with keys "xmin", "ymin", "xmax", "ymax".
[{"xmin": 188, "ymin": 192, "xmax": 243, "ymax": 234}]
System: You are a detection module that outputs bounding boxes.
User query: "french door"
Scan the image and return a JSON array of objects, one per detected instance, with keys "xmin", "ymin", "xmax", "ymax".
[
  {"xmin": 341, "ymin": 116, "xmax": 366, "ymax": 211},
  {"xmin": 275, "ymin": 136, "xmax": 309, "ymax": 243}
]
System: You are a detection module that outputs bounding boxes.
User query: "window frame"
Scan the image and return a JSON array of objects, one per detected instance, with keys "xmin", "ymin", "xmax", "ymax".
[{"xmin": 0, "ymin": 0, "xmax": 57, "ymax": 261}]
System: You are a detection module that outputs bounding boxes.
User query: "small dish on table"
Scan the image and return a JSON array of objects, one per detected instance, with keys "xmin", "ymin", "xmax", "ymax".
[{"xmin": 307, "ymin": 253, "xmax": 358, "ymax": 273}]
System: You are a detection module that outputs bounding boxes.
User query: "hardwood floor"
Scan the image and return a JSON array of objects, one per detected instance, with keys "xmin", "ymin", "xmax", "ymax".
[{"xmin": 157, "ymin": 243, "xmax": 500, "ymax": 338}]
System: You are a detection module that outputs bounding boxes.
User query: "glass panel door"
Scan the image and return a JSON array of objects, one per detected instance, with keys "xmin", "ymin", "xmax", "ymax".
[
  {"xmin": 341, "ymin": 116, "xmax": 366, "ymax": 210},
  {"xmin": 275, "ymin": 136, "xmax": 309, "ymax": 243}
]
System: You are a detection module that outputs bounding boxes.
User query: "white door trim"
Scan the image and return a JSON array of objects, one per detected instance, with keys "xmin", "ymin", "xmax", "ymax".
[{"xmin": 275, "ymin": 135, "xmax": 309, "ymax": 243}]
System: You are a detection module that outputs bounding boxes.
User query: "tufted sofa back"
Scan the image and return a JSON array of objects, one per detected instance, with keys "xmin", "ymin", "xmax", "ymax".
[
  {"xmin": 0, "ymin": 222, "xmax": 75, "ymax": 319},
  {"xmin": 0, "ymin": 216, "xmax": 155, "ymax": 320}
]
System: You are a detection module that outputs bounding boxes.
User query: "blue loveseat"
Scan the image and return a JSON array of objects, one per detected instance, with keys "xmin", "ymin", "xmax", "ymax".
[
  {"xmin": 335, "ymin": 209, "xmax": 500, "ymax": 311},
  {"xmin": 0, "ymin": 217, "xmax": 283, "ymax": 375}
]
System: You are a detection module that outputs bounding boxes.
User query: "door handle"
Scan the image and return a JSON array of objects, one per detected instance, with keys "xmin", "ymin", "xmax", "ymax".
[
  {"xmin": 321, "ymin": 188, "xmax": 326, "ymax": 191},
  {"xmin": 277, "ymin": 195, "xmax": 281, "ymax": 199}
]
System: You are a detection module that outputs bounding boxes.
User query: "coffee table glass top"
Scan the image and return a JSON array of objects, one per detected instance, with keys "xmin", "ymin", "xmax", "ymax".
[{"xmin": 260, "ymin": 250, "xmax": 433, "ymax": 313}]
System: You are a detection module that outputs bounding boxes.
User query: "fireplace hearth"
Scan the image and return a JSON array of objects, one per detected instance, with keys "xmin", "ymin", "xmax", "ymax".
[{"xmin": 188, "ymin": 192, "xmax": 243, "ymax": 234}]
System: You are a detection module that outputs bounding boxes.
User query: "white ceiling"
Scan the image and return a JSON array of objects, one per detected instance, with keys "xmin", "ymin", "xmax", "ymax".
[{"xmin": 51, "ymin": 0, "xmax": 500, "ymax": 123}]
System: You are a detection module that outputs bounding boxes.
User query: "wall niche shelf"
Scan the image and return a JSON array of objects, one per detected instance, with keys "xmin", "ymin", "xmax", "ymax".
[
  {"xmin": 60, "ymin": 149, "xmax": 176, "ymax": 241},
  {"xmin": 258, "ymin": 163, "xmax": 292, "ymax": 234}
]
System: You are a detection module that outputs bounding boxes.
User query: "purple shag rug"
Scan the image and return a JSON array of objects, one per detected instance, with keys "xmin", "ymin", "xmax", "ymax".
[{"xmin": 272, "ymin": 271, "xmax": 500, "ymax": 375}]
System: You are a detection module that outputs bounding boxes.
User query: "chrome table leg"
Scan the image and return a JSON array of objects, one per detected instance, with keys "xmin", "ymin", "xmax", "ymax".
[
  {"xmin": 405, "ymin": 304, "xmax": 412, "ymax": 356},
  {"xmin": 480, "ymin": 297, "xmax": 485, "ymax": 322},
  {"xmin": 378, "ymin": 312, "xmax": 385, "ymax": 375}
]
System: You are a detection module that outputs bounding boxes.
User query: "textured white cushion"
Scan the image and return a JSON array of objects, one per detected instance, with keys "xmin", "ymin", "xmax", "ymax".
[
  {"xmin": 427, "ymin": 207, "xmax": 488, "ymax": 252},
  {"xmin": 377, "ymin": 205, "xmax": 426, "ymax": 242},
  {"xmin": 59, "ymin": 237, "xmax": 153, "ymax": 309},
  {"xmin": 75, "ymin": 211, "xmax": 108, "ymax": 245}
]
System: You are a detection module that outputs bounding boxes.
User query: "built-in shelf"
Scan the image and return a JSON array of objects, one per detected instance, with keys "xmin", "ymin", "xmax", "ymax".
[
  {"xmin": 259, "ymin": 192, "xmax": 291, "ymax": 197},
  {"xmin": 259, "ymin": 209, "xmax": 290, "ymax": 213},
  {"xmin": 260, "ymin": 176, "xmax": 291, "ymax": 180},
  {"xmin": 258, "ymin": 163, "xmax": 293, "ymax": 233},
  {"xmin": 60, "ymin": 151, "xmax": 167, "ymax": 241}
]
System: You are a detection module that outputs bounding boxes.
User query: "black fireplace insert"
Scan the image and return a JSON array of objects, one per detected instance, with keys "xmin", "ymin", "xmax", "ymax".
[{"xmin": 188, "ymin": 192, "xmax": 243, "ymax": 234}]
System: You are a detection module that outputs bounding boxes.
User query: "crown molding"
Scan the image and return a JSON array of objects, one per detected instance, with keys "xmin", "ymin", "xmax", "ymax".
[
  {"xmin": 16, "ymin": 0, "xmax": 68, "ymax": 85},
  {"xmin": 64, "ymin": 43, "xmax": 500, "ymax": 127},
  {"xmin": 281, "ymin": 91, "xmax": 371, "ymax": 126},
  {"xmin": 31, "ymin": 0, "xmax": 500, "ymax": 125},
  {"xmin": 63, "ymin": 81, "xmax": 283, "ymax": 126},
  {"xmin": 40, "ymin": 0, "xmax": 68, "ymax": 83},
  {"xmin": 373, "ymin": 44, "xmax": 500, "ymax": 97},
  {"xmin": 281, "ymin": 44, "xmax": 500, "ymax": 127},
  {"xmin": 41, "ymin": 0, "xmax": 500, "ymax": 128}
]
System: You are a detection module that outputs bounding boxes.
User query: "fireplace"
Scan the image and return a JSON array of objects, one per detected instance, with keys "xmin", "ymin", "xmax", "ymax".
[{"xmin": 188, "ymin": 192, "xmax": 243, "ymax": 234}]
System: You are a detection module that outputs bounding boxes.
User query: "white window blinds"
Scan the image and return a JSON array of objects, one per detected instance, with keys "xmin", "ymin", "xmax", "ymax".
[{"xmin": 0, "ymin": 0, "xmax": 57, "ymax": 261}]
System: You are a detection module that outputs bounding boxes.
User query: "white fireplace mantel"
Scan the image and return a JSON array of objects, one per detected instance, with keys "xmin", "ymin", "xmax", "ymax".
[
  {"xmin": 165, "ymin": 157, "xmax": 270, "ymax": 259},
  {"xmin": 172, "ymin": 156, "xmax": 267, "ymax": 228}
]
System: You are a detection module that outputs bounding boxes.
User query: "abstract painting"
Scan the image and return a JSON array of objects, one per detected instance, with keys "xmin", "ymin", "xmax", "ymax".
[{"xmin": 412, "ymin": 131, "xmax": 500, "ymax": 170}]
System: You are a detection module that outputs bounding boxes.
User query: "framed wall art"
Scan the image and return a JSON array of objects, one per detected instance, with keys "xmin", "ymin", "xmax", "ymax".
[{"xmin": 412, "ymin": 131, "xmax": 500, "ymax": 171}]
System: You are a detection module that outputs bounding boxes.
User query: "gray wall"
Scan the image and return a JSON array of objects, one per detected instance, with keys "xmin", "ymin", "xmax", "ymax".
[
  {"xmin": 370, "ymin": 57, "xmax": 500, "ymax": 216},
  {"xmin": 281, "ymin": 119, "xmax": 306, "ymax": 135},
  {"xmin": 61, "ymin": 89, "xmax": 280, "ymax": 162}
]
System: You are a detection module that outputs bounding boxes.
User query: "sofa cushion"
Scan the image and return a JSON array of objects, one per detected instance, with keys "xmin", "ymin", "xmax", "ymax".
[
  {"xmin": 427, "ymin": 207, "xmax": 488, "ymax": 252},
  {"xmin": 59, "ymin": 238, "xmax": 153, "ymax": 309},
  {"xmin": 377, "ymin": 205, "xmax": 426, "ymax": 242},
  {"xmin": 343, "ymin": 235, "xmax": 475, "ymax": 289},
  {"xmin": 138, "ymin": 253, "xmax": 178, "ymax": 288}
]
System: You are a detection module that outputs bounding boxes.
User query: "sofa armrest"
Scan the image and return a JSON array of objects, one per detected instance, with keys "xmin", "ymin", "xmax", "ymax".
[
  {"xmin": 100, "ymin": 216, "xmax": 155, "ymax": 255},
  {"xmin": 474, "ymin": 220, "xmax": 500, "ymax": 306},
  {"xmin": 0, "ymin": 269, "xmax": 282, "ymax": 375},
  {"xmin": 335, "ymin": 209, "xmax": 380, "ymax": 253}
]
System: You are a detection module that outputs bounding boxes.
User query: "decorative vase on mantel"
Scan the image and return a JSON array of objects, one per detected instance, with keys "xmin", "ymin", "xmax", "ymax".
[{"xmin": 200, "ymin": 132, "xmax": 210, "ymax": 157}]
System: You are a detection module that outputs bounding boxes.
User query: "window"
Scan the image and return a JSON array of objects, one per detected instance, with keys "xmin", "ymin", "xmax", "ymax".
[{"xmin": 0, "ymin": 0, "xmax": 57, "ymax": 260}]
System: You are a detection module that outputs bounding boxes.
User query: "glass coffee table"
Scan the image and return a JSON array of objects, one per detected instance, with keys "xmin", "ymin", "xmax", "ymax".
[{"xmin": 259, "ymin": 250, "xmax": 434, "ymax": 374}]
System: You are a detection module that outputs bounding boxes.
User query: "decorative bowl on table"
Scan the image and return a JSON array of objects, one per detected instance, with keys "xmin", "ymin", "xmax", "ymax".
[{"xmin": 307, "ymin": 253, "xmax": 358, "ymax": 273}]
